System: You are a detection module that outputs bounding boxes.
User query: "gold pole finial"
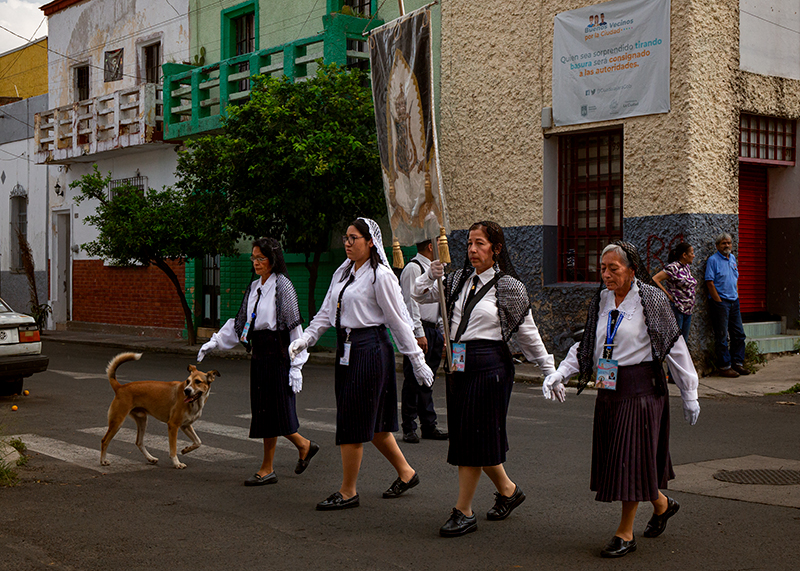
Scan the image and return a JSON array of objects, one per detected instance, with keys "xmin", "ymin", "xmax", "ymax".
[
  {"xmin": 437, "ymin": 227, "xmax": 451, "ymax": 264},
  {"xmin": 392, "ymin": 237, "xmax": 405, "ymax": 269}
]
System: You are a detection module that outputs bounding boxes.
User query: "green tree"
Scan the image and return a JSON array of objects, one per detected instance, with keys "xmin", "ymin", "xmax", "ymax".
[
  {"xmin": 176, "ymin": 62, "xmax": 385, "ymax": 318},
  {"xmin": 71, "ymin": 165, "xmax": 238, "ymax": 345}
]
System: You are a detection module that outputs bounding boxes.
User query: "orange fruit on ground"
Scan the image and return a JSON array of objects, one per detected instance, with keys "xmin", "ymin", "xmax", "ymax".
[
  {"xmin": 11, "ymin": 405, "xmax": 18, "ymax": 411},
  {"xmin": 23, "ymin": 390, "xmax": 29, "ymax": 396}
]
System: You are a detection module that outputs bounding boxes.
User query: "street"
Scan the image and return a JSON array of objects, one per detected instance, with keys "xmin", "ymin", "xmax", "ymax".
[{"xmin": 1, "ymin": 340, "xmax": 799, "ymax": 571}]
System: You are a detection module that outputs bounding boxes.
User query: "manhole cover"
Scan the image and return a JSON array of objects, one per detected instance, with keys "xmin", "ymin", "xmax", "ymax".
[{"xmin": 713, "ymin": 469, "xmax": 800, "ymax": 485}]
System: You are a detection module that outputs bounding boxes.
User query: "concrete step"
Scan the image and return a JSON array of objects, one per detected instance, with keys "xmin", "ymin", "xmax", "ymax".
[
  {"xmin": 746, "ymin": 335, "xmax": 800, "ymax": 354},
  {"xmin": 743, "ymin": 321, "xmax": 782, "ymax": 338}
]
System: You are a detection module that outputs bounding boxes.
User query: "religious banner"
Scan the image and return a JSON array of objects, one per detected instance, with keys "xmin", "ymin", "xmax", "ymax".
[
  {"xmin": 552, "ymin": 0, "xmax": 670, "ymax": 126},
  {"xmin": 368, "ymin": 6, "xmax": 449, "ymax": 246}
]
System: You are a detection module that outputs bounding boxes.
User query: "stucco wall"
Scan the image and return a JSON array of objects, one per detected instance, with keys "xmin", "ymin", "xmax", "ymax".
[
  {"xmin": 740, "ymin": 0, "xmax": 800, "ymax": 81},
  {"xmin": 0, "ymin": 38, "xmax": 48, "ymax": 99}
]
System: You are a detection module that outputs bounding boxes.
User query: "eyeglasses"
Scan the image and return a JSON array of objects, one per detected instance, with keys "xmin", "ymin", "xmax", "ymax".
[
  {"xmin": 342, "ymin": 235, "xmax": 366, "ymax": 246},
  {"xmin": 250, "ymin": 256, "xmax": 268, "ymax": 263}
]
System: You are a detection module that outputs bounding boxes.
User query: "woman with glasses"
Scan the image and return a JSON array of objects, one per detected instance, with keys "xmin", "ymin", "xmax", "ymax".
[
  {"xmin": 288, "ymin": 218, "xmax": 434, "ymax": 510},
  {"xmin": 198, "ymin": 237, "xmax": 319, "ymax": 486}
]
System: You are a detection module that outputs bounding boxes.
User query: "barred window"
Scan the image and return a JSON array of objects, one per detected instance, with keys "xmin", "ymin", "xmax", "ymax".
[
  {"xmin": 344, "ymin": 1, "xmax": 371, "ymax": 16},
  {"xmin": 740, "ymin": 114, "xmax": 796, "ymax": 165},
  {"xmin": 109, "ymin": 175, "xmax": 147, "ymax": 200}
]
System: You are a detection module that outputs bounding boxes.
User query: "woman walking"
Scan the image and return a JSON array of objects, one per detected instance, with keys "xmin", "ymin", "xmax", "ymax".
[
  {"xmin": 652, "ymin": 242, "xmax": 697, "ymax": 341},
  {"xmin": 288, "ymin": 218, "xmax": 433, "ymax": 510},
  {"xmin": 198, "ymin": 237, "xmax": 318, "ymax": 486},
  {"xmin": 543, "ymin": 241, "xmax": 700, "ymax": 558},
  {"xmin": 412, "ymin": 221, "xmax": 557, "ymax": 537}
]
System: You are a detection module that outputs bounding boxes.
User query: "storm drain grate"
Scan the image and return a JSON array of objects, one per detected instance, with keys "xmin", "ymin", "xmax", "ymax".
[{"xmin": 713, "ymin": 469, "xmax": 800, "ymax": 485}]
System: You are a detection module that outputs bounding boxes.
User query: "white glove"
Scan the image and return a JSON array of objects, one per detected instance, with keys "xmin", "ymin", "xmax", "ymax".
[
  {"xmin": 683, "ymin": 399, "xmax": 700, "ymax": 425},
  {"xmin": 428, "ymin": 260, "xmax": 444, "ymax": 280},
  {"xmin": 411, "ymin": 355, "xmax": 434, "ymax": 387},
  {"xmin": 542, "ymin": 372, "xmax": 566, "ymax": 402},
  {"xmin": 288, "ymin": 338, "xmax": 308, "ymax": 361},
  {"xmin": 289, "ymin": 368, "xmax": 303, "ymax": 394},
  {"xmin": 197, "ymin": 339, "xmax": 217, "ymax": 363}
]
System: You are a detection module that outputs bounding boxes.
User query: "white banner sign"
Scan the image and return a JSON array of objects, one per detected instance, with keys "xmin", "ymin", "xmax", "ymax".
[{"xmin": 552, "ymin": 0, "xmax": 670, "ymax": 126}]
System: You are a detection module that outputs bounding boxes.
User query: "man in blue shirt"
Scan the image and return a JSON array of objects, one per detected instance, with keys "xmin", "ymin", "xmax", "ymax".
[{"xmin": 705, "ymin": 232, "xmax": 748, "ymax": 377}]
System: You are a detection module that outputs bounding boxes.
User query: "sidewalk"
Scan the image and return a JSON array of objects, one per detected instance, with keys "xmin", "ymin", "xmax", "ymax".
[{"xmin": 40, "ymin": 330, "xmax": 800, "ymax": 396}]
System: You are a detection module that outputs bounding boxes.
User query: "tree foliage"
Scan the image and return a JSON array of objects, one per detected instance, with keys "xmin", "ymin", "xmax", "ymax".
[
  {"xmin": 71, "ymin": 165, "xmax": 238, "ymax": 345},
  {"xmin": 176, "ymin": 62, "xmax": 386, "ymax": 317}
]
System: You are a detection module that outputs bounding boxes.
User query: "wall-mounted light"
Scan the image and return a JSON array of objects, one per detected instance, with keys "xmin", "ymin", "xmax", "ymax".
[{"xmin": 54, "ymin": 181, "xmax": 63, "ymax": 196}]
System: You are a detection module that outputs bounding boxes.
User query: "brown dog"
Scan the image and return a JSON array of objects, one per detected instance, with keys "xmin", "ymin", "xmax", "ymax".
[{"xmin": 100, "ymin": 352, "xmax": 220, "ymax": 469}]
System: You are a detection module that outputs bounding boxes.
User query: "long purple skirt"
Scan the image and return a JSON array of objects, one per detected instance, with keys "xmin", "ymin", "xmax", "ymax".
[{"xmin": 591, "ymin": 362, "xmax": 674, "ymax": 502}]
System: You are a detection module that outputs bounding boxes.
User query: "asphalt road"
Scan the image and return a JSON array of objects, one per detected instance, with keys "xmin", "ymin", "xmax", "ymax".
[{"xmin": 1, "ymin": 341, "xmax": 799, "ymax": 571}]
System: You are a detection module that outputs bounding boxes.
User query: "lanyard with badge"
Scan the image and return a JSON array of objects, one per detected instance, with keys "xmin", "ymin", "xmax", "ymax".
[
  {"xmin": 336, "ymin": 274, "xmax": 356, "ymax": 365},
  {"xmin": 597, "ymin": 309, "xmax": 622, "ymax": 390},
  {"xmin": 450, "ymin": 273, "xmax": 501, "ymax": 372}
]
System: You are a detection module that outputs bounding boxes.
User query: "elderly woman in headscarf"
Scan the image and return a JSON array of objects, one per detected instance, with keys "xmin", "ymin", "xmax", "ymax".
[
  {"xmin": 288, "ymin": 218, "xmax": 433, "ymax": 511},
  {"xmin": 413, "ymin": 221, "xmax": 557, "ymax": 537},
  {"xmin": 542, "ymin": 241, "xmax": 700, "ymax": 558}
]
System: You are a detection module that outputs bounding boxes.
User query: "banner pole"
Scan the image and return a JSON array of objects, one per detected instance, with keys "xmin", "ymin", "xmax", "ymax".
[
  {"xmin": 398, "ymin": 1, "xmax": 405, "ymax": 16},
  {"xmin": 433, "ymin": 236, "xmax": 453, "ymax": 371}
]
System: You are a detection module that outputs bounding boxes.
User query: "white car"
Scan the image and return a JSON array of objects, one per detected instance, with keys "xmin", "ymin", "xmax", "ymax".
[{"xmin": 0, "ymin": 297, "xmax": 49, "ymax": 396}]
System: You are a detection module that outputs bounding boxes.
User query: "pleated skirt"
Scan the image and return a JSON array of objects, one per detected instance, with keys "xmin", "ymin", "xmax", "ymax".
[
  {"xmin": 446, "ymin": 340, "xmax": 514, "ymax": 467},
  {"xmin": 248, "ymin": 329, "xmax": 299, "ymax": 439},
  {"xmin": 334, "ymin": 326, "xmax": 398, "ymax": 445},
  {"xmin": 591, "ymin": 362, "xmax": 674, "ymax": 502}
]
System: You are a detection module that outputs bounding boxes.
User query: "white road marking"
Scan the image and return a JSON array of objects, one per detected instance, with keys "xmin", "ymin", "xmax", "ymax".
[
  {"xmin": 48, "ymin": 369, "xmax": 111, "ymax": 380},
  {"xmin": 235, "ymin": 414, "xmax": 337, "ymax": 433},
  {"xmin": 78, "ymin": 427, "xmax": 252, "ymax": 461},
  {"xmin": 10, "ymin": 434, "xmax": 149, "ymax": 473}
]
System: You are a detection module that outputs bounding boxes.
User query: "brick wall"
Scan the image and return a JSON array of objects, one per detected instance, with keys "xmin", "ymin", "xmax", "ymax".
[{"xmin": 72, "ymin": 259, "xmax": 186, "ymax": 329}]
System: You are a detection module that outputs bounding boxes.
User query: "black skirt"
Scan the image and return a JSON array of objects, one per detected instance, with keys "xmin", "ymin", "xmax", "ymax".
[
  {"xmin": 446, "ymin": 340, "xmax": 514, "ymax": 467},
  {"xmin": 248, "ymin": 329, "xmax": 299, "ymax": 439},
  {"xmin": 591, "ymin": 362, "xmax": 674, "ymax": 502},
  {"xmin": 334, "ymin": 326, "xmax": 399, "ymax": 445}
]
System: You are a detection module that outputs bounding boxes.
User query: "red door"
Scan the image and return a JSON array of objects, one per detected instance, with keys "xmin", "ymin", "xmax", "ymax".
[{"xmin": 738, "ymin": 163, "xmax": 768, "ymax": 313}]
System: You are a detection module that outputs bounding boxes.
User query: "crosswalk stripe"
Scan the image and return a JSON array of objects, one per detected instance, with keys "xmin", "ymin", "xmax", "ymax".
[
  {"xmin": 10, "ymin": 434, "xmax": 148, "ymax": 474},
  {"xmin": 78, "ymin": 427, "xmax": 252, "ymax": 461},
  {"xmin": 235, "ymin": 415, "xmax": 337, "ymax": 433}
]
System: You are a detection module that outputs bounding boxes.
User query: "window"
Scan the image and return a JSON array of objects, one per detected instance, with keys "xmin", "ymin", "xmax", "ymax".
[
  {"xmin": 740, "ymin": 114, "xmax": 796, "ymax": 166},
  {"xmin": 558, "ymin": 130, "xmax": 623, "ymax": 282},
  {"xmin": 346, "ymin": 38, "xmax": 370, "ymax": 72},
  {"xmin": 233, "ymin": 12, "xmax": 255, "ymax": 92},
  {"xmin": 344, "ymin": 0, "xmax": 372, "ymax": 16},
  {"xmin": 144, "ymin": 43, "xmax": 161, "ymax": 84},
  {"xmin": 75, "ymin": 65, "xmax": 89, "ymax": 101},
  {"xmin": 109, "ymin": 175, "xmax": 147, "ymax": 200},
  {"xmin": 10, "ymin": 191, "xmax": 27, "ymax": 271},
  {"xmin": 104, "ymin": 48, "xmax": 124, "ymax": 82}
]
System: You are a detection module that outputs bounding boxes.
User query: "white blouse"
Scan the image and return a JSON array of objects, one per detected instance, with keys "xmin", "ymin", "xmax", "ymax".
[
  {"xmin": 400, "ymin": 253, "xmax": 440, "ymax": 337},
  {"xmin": 412, "ymin": 267, "xmax": 556, "ymax": 375},
  {"xmin": 302, "ymin": 261, "xmax": 426, "ymax": 365},
  {"xmin": 210, "ymin": 274, "xmax": 308, "ymax": 373},
  {"xmin": 555, "ymin": 282, "xmax": 699, "ymax": 401}
]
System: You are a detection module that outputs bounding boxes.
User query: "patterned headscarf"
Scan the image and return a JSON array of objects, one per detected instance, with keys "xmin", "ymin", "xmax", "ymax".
[{"xmin": 575, "ymin": 240, "xmax": 681, "ymax": 394}]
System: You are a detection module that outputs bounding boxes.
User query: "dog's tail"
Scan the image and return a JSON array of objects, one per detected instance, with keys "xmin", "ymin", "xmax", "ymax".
[{"xmin": 106, "ymin": 352, "xmax": 142, "ymax": 392}]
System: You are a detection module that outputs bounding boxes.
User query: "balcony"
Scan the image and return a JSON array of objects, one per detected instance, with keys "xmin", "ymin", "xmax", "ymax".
[
  {"xmin": 34, "ymin": 83, "xmax": 165, "ymax": 165},
  {"xmin": 163, "ymin": 12, "xmax": 381, "ymax": 141}
]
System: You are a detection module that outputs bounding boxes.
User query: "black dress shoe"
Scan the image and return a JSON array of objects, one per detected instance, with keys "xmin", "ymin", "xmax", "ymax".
[
  {"xmin": 732, "ymin": 364, "xmax": 751, "ymax": 376},
  {"xmin": 486, "ymin": 485, "xmax": 526, "ymax": 520},
  {"xmin": 421, "ymin": 428, "xmax": 449, "ymax": 440},
  {"xmin": 643, "ymin": 496, "xmax": 680, "ymax": 538},
  {"xmin": 403, "ymin": 431, "xmax": 420, "ymax": 443},
  {"xmin": 382, "ymin": 472, "xmax": 420, "ymax": 498},
  {"xmin": 439, "ymin": 508, "xmax": 477, "ymax": 537},
  {"xmin": 244, "ymin": 472, "xmax": 277, "ymax": 486},
  {"xmin": 316, "ymin": 492, "xmax": 360, "ymax": 511},
  {"xmin": 600, "ymin": 535, "xmax": 637, "ymax": 558},
  {"xmin": 295, "ymin": 441, "xmax": 319, "ymax": 475}
]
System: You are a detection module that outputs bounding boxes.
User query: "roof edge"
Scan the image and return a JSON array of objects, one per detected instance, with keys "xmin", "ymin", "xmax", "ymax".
[{"xmin": 40, "ymin": 0, "xmax": 88, "ymax": 17}]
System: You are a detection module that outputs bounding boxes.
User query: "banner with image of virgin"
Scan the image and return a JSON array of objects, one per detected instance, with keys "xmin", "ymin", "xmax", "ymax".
[
  {"xmin": 368, "ymin": 6, "xmax": 449, "ymax": 246},
  {"xmin": 552, "ymin": 0, "xmax": 670, "ymax": 126}
]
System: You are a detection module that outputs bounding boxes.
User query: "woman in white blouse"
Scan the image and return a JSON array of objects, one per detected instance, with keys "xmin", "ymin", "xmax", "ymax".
[
  {"xmin": 288, "ymin": 218, "xmax": 433, "ymax": 511},
  {"xmin": 543, "ymin": 241, "xmax": 701, "ymax": 559},
  {"xmin": 198, "ymin": 238, "xmax": 318, "ymax": 486},
  {"xmin": 413, "ymin": 221, "xmax": 557, "ymax": 538}
]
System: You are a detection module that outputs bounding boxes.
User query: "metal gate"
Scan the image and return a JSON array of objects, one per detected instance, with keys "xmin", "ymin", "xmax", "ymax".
[{"xmin": 738, "ymin": 163, "xmax": 768, "ymax": 313}]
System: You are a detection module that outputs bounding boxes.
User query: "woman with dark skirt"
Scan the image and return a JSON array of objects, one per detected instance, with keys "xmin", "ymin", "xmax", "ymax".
[
  {"xmin": 198, "ymin": 237, "xmax": 319, "ymax": 486},
  {"xmin": 542, "ymin": 241, "xmax": 700, "ymax": 558},
  {"xmin": 412, "ymin": 221, "xmax": 557, "ymax": 537},
  {"xmin": 288, "ymin": 218, "xmax": 433, "ymax": 511}
]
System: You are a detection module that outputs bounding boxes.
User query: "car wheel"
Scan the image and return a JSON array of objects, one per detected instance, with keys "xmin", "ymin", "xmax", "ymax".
[{"xmin": 0, "ymin": 378, "xmax": 24, "ymax": 397}]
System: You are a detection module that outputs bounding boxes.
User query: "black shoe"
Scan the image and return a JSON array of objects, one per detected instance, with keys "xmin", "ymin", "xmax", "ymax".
[
  {"xmin": 295, "ymin": 441, "xmax": 319, "ymax": 475},
  {"xmin": 486, "ymin": 485, "xmax": 526, "ymax": 520},
  {"xmin": 600, "ymin": 535, "xmax": 637, "ymax": 558},
  {"xmin": 732, "ymin": 364, "xmax": 751, "ymax": 376},
  {"xmin": 439, "ymin": 508, "xmax": 478, "ymax": 537},
  {"xmin": 382, "ymin": 472, "xmax": 420, "ymax": 498},
  {"xmin": 403, "ymin": 431, "xmax": 420, "ymax": 443},
  {"xmin": 316, "ymin": 492, "xmax": 360, "ymax": 511},
  {"xmin": 643, "ymin": 496, "xmax": 680, "ymax": 538},
  {"xmin": 421, "ymin": 427, "xmax": 449, "ymax": 440},
  {"xmin": 244, "ymin": 472, "xmax": 277, "ymax": 486}
]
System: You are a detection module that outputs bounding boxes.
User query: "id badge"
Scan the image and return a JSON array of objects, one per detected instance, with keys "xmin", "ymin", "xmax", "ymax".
[
  {"xmin": 339, "ymin": 342, "xmax": 352, "ymax": 366},
  {"xmin": 452, "ymin": 342, "xmax": 466, "ymax": 372},
  {"xmin": 596, "ymin": 358, "xmax": 618, "ymax": 390},
  {"xmin": 240, "ymin": 321, "xmax": 250, "ymax": 342}
]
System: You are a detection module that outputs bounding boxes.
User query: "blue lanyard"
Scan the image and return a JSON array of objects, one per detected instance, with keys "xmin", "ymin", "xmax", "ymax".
[{"xmin": 605, "ymin": 310, "xmax": 623, "ymax": 348}]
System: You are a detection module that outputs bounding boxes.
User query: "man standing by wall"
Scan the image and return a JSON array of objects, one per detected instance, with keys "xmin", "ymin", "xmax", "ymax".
[
  {"xmin": 399, "ymin": 241, "xmax": 448, "ymax": 443},
  {"xmin": 705, "ymin": 232, "xmax": 749, "ymax": 378}
]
